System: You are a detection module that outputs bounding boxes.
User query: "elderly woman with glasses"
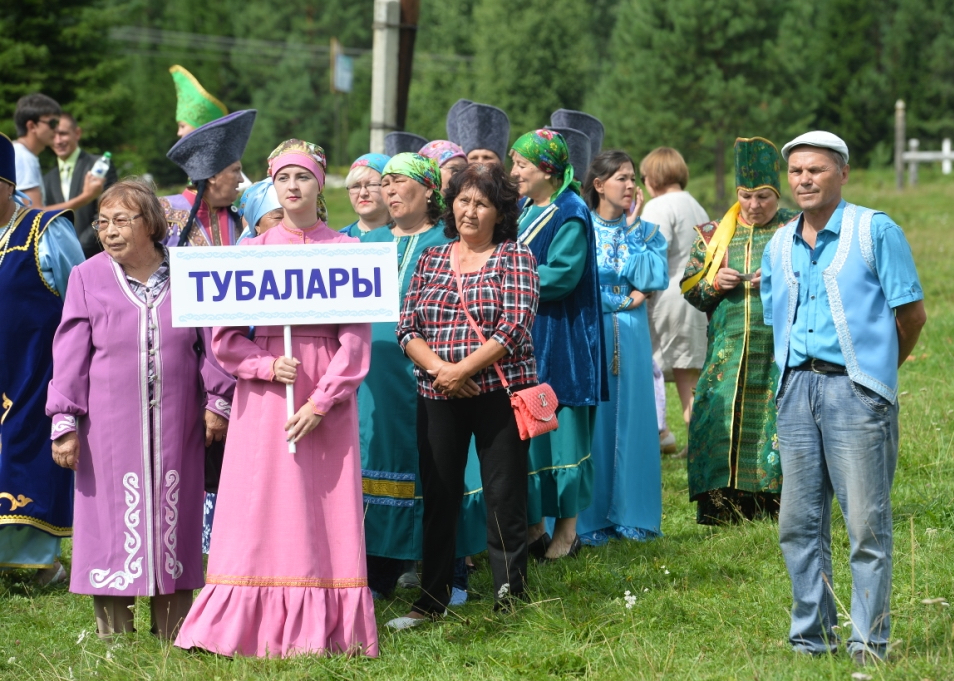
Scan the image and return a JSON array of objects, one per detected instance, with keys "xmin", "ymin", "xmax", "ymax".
[
  {"xmin": 341, "ymin": 153, "xmax": 392, "ymax": 238},
  {"xmin": 47, "ymin": 178, "xmax": 235, "ymax": 639}
]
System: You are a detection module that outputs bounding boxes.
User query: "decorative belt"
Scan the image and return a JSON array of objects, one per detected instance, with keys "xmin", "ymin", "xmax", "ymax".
[{"xmin": 791, "ymin": 358, "xmax": 847, "ymax": 375}]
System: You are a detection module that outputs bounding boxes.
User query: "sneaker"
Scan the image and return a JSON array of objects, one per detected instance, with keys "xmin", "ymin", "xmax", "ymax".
[
  {"xmin": 385, "ymin": 610, "xmax": 444, "ymax": 630},
  {"xmin": 449, "ymin": 587, "xmax": 468, "ymax": 606},
  {"xmin": 397, "ymin": 570, "xmax": 420, "ymax": 589}
]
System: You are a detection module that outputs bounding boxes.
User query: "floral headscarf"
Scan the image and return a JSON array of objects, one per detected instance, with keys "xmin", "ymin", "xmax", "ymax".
[
  {"xmin": 267, "ymin": 139, "xmax": 328, "ymax": 222},
  {"xmin": 350, "ymin": 153, "xmax": 391, "ymax": 175},
  {"xmin": 418, "ymin": 140, "xmax": 466, "ymax": 168},
  {"xmin": 510, "ymin": 128, "xmax": 580, "ymax": 199},
  {"xmin": 381, "ymin": 152, "xmax": 446, "ymax": 211}
]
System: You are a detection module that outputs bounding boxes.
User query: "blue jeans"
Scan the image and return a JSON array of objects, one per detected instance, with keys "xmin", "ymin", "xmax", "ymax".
[{"xmin": 776, "ymin": 370, "xmax": 899, "ymax": 658}]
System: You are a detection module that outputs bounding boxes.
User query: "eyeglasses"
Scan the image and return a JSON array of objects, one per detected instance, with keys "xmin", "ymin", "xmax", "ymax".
[
  {"xmin": 347, "ymin": 182, "xmax": 382, "ymax": 195},
  {"xmin": 37, "ymin": 117, "xmax": 60, "ymax": 130},
  {"xmin": 92, "ymin": 214, "xmax": 142, "ymax": 231}
]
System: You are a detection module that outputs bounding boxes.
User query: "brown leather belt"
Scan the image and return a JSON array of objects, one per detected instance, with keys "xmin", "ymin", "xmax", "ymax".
[{"xmin": 791, "ymin": 358, "xmax": 847, "ymax": 375}]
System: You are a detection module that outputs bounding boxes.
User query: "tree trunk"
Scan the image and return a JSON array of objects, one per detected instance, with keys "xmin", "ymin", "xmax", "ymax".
[{"xmin": 714, "ymin": 135, "xmax": 726, "ymax": 213}]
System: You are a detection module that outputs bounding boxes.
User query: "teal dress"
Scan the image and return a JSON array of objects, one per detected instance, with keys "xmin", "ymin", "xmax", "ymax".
[
  {"xmin": 358, "ymin": 224, "xmax": 486, "ymax": 559},
  {"xmin": 577, "ymin": 214, "xmax": 669, "ymax": 544},
  {"xmin": 518, "ymin": 204, "xmax": 596, "ymax": 523}
]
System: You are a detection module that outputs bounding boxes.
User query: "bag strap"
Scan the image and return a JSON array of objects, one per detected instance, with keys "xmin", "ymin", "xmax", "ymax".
[{"xmin": 450, "ymin": 242, "xmax": 512, "ymax": 393}]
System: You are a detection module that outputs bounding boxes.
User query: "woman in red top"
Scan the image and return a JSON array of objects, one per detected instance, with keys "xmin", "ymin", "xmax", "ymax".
[{"xmin": 389, "ymin": 163, "xmax": 539, "ymax": 628}]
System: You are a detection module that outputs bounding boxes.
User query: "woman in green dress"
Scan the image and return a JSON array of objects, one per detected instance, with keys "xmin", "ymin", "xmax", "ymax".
[
  {"xmin": 510, "ymin": 129, "xmax": 606, "ymax": 560},
  {"xmin": 680, "ymin": 137, "xmax": 798, "ymax": 524}
]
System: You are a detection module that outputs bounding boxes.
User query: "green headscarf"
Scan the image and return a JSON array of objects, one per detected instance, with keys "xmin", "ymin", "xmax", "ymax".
[
  {"xmin": 510, "ymin": 129, "xmax": 580, "ymax": 200},
  {"xmin": 381, "ymin": 152, "xmax": 447, "ymax": 211}
]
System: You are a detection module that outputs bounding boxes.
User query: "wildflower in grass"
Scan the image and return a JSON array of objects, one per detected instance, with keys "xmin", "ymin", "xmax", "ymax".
[
  {"xmin": 76, "ymin": 630, "xmax": 89, "ymax": 644},
  {"xmin": 497, "ymin": 582, "xmax": 510, "ymax": 599},
  {"xmin": 623, "ymin": 590, "xmax": 637, "ymax": 609}
]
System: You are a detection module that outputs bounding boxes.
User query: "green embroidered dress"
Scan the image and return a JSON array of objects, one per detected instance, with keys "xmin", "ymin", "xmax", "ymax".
[{"xmin": 683, "ymin": 208, "xmax": 797, "ymax": 524}]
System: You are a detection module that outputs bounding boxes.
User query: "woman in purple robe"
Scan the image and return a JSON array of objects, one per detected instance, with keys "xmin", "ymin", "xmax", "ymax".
[{"xmin": 47, "ymin": 178, "xmax": 235, "ymax": 639}]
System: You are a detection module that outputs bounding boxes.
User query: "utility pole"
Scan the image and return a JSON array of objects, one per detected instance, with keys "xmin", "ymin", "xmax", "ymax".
[
  {"xmin": 370, "ymin": 0, "xmax": 400, "ymax": 154},
  {"xmin": 895, "ymin": 100, "xmax": 905, "ymax": 190},
  {"xmin": 396, "ymin": 0, "xmax": 421, "ymax": 131}
]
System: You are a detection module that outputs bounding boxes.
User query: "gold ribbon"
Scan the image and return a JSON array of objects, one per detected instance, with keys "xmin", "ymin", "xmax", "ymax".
[{"xmin": 680, "ymin": 201, "xmax": 741, "ymax": 294}]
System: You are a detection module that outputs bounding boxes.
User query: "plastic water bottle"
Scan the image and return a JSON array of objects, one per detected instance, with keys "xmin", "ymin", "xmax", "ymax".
[{"xmin": 90, "ymin": 152, "xmax": 112, "ymax": 179}]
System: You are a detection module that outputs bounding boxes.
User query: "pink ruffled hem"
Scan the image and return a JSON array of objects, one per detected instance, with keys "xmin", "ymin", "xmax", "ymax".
[{"xmin": 174, "ymin": 584, "xmax": 378, "ymax": 658}]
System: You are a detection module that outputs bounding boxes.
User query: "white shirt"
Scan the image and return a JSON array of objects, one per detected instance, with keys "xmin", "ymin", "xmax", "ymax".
[{"xmin": 13, "ymin": 141, "xmax": 45, "ymax": 205}]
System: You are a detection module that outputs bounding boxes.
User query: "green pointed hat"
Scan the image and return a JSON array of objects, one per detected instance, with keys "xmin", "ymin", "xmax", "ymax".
[
  {"xmin": 734, "ymin": 136, "xmax": 781, "ymax": 196},
  {"xmin": 170, "ymin": 65, "xmax": 228, "ymax": 129}
]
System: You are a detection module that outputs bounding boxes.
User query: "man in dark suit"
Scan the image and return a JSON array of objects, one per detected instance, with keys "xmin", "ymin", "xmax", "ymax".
[{"xmin": 43, "ymin": 113, "xmax": 118, "ymax": 259}]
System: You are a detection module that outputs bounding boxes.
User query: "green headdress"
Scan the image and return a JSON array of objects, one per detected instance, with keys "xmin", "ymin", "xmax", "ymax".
[
  {"xmin": 734, "ymin": 136, "xmax": 781, "ymax": 196},
  {"xmin": 170, "ymin": 65, "xmax": 228, "ymax": 129}
]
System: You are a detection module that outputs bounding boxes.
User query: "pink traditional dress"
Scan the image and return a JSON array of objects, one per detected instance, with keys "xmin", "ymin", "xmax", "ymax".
[
  {"xmin": 46, "ymin": 251, "xmax": 235, "ymax": 598},
  {"xmin": 175, "ymin": 220, "xmax": 378, "ymax": 658}
]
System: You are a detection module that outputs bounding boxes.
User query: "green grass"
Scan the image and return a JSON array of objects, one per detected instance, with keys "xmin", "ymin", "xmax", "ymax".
[{"xmin": 3, "ymin": 168, "xmax": 953, "ymax": 679}]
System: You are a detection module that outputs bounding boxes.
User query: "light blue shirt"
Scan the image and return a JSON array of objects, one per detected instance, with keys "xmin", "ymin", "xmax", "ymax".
[
  {"xmin": 762, "ymin": 200, "xmax": 923, "ymax": 368},
  {"xmin": 0, "ymin": 213, "xmax": 85, "ymax": 297}
]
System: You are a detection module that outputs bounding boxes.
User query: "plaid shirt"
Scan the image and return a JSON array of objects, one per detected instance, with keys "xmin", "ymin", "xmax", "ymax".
[{"xmin": 397, "ymin": 240, "xmax": 539, "ymax": 399}]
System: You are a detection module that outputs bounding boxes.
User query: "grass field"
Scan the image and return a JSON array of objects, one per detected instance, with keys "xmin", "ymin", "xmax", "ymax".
[{"xmin": 2, "ymin": 168, "xmax": 952, "ymax": 680}]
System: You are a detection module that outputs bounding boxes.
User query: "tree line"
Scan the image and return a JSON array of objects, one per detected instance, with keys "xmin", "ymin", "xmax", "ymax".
[{"xmin": 3, "ymin": 0, "xmax": 951, "ymax": 193}]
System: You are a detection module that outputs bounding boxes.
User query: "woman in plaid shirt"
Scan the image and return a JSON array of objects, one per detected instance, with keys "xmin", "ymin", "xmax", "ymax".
[{"xmin": 387, "ymin": 163, "xmax": 539, "ymax": 628}]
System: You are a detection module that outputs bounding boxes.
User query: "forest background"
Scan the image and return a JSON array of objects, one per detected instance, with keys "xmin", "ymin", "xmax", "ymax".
[{"xmin": 2, "ymin": 0, "xmax": 953, "ymax": 200}]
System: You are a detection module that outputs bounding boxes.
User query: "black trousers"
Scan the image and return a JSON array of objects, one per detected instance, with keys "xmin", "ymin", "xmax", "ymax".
[{"xmin": 412, "ymin": 390, "xmax": 529, "ymax": 615}]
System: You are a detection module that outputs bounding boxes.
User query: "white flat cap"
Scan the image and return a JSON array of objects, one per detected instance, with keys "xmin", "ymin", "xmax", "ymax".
[{"xmin": 781, "ymin": 130, "xmax": 849, "ymax": 163}]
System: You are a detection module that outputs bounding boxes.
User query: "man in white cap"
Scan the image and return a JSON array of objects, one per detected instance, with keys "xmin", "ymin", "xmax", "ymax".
[{"xmin": 761, "ymin": 131, "xmax": 926, "ymax": 666}]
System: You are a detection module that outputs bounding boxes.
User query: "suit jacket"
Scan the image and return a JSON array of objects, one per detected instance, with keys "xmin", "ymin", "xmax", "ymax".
[{"xmin": 43, "ymin": 149, "xmax": 119, "ymax": 259}]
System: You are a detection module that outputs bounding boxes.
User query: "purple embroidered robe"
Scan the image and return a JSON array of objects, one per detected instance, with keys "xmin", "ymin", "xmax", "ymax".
[{"xmin": 46, "ymin": 252, "xmax": 235, "ymax": 596}]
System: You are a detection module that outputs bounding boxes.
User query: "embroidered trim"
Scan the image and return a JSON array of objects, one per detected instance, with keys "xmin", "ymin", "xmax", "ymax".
[
  {"xmin": 0, "ymin": 493, "xmax": 33, "ymax": 511},
  {"xmin": 213, "ymin": 398, "xmax": 231, "ymax": 417},
  {"xmin": 518, "ymin": 203, "xmax": 559, "ymax": 246},
  {"xmin": 361, "ymin": 469, "xmax": 415, "ymax": 482},
  {"xmin": 51, "ymin": 415, "xmax": 76, "ymax": 436},
  {"xmin": 363, "ymin": 495, "xmax": 415, "ymax": 507},
  {"xmin": 1, "ymin": 392, "xmax": 11, "ymax": 425},
  {"xmin": 207, "ymin": 574, "xmax": 368, "ymax": 588},
  {"xmin": 362, "ymin": 478, "xmax": 415, "ymax": 499},
  {"xmin": 0, "ymin": 515, "xmax": 72, "ymax": 536},
  {"xmin": 89, "ymin": 472, "xmax": 143, "ymax": 590},
  {"xmin": 163, "ymin": 470, "xmax": 183, "ymax": 580},
  {"xmin": 823, "ymin": 206, "xmax": 895, "ymax": 400},
  {"xmin": 528, "ymin": 451, "xmax": 592, "ymax": 476},
  {"xmin": 858, "ymin": 208, "xmax": 877, "ymax": 274}
]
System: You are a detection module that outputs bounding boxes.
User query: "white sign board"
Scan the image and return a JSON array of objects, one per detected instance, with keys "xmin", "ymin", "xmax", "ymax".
[{"xmin": 169, "ymin": 243, "xmax": 400, "ymax": 328}]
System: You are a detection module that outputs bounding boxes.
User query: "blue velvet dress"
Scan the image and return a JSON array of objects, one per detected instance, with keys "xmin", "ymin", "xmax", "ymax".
[{"xmin": 577, "ymin": 213, "xmax": 669, "ymax": 544}]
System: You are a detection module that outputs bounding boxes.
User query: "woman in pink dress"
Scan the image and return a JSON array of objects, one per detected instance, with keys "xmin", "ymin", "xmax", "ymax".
[{"xmin": 175, "ymin": 140, "xmax": 378, "ymax": 658}]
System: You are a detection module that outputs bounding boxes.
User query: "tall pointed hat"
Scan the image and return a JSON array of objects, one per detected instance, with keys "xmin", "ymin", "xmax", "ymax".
[
  {"xmin": 550, "ymin": 109, "xmax": 604, "ymax": 160},
  {"xmin": 734, "ymin": 136, "xmax": 781, "ymax": 195},
  {"xmin": 456, "ymin": 103, "xmax": 510, "ymax": 161},
  {"xmin": 547, "ymin": 126, "xmax": 592, "ymax": 181},
  {"xmin": 384, "ymin": 132, "xmax": 429, "ymax": 157},
  {"xmin": 446, "ymin": 98, "xmax": 473, "ymax": 144},
  {"xmin": 170, "ymin": 65, "xmax": 229, "ymax": 129}
]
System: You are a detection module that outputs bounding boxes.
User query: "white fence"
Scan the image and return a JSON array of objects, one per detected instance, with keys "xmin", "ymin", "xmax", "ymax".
[{"xmin": 895, "ymin": 100, "xmax": 954, "ymax": 188}]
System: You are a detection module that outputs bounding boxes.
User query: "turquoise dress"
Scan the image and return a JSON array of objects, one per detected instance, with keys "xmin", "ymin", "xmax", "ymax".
[
  {"xmin": 577, "ymin": 213, "xmax": 669, "ymax": 544},
  {"xmin": 358, "ymin": 224, "xmax": 486, "ymax": 559},
  {"xmin": 518, "ymin": 204, "xmax": 596, "ymax": 523}
]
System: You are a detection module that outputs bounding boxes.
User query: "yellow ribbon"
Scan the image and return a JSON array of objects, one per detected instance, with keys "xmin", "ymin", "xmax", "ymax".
[{"xmin": 680, "ymin": 201, "xmax": 741, "ymax": 294}]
